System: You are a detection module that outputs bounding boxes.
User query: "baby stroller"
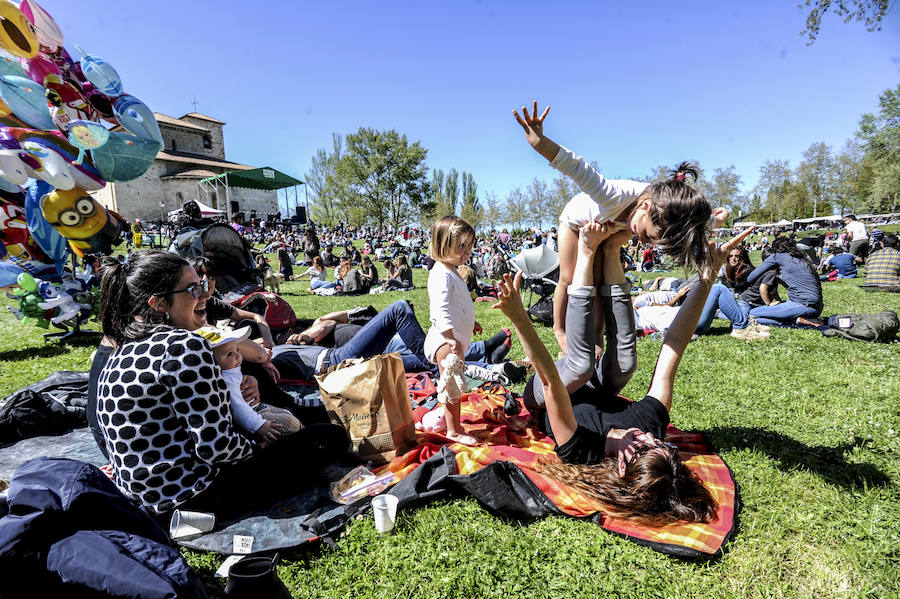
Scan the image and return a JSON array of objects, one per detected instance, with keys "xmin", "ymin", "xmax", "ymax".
[{"xmin": 512, "ymin": 244, "xmax": 559, "ymax": 326}]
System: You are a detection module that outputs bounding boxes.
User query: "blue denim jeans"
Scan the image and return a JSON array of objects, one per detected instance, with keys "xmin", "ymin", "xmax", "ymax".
[
  {"xmin": 384, "ymin": 336, "xmax": 489, "ymax": 373},
  {"xmin": 696, "ymin": 283, "xmax": 749, "ymax": 333},
  {"xmin": 322, "ymin": 300, "xmax": 427, "ymax": 369},
  {"xmin": 749, "ymin": 300, "xmax": 820, "ymax": 326},
  {"xmin": 311, "ymin": 279, "xmax": 335, "ymax": 290}
]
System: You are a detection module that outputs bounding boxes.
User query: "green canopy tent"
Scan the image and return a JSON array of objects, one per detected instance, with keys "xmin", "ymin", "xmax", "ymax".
[{"xmin": 197, "ymin": 167, "xmax": 305, "ymax": 221}]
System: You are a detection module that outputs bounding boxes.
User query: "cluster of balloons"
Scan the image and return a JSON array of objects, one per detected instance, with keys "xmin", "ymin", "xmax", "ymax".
[
  {"xmin": 7, "ymin": 268, "xmax": 97, "ymax": 329},
  {"xmin": 0, "ymin": 0, "xmax": 161, "ymax": 329}
]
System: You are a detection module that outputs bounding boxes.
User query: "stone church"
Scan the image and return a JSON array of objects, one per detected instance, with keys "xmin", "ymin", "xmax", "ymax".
[{"xmin": 90, "ymin": 112, "xmax": 279, "ymax": 222}]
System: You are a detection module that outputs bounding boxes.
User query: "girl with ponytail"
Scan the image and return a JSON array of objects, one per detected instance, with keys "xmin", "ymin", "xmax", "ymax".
[
  {"xmin": 514, "ymin": 101, "xmax": 728, "ymax": 355},
  {"xmin": 492, "ymin": 222, "xmax": 753, "ymax": 526}
]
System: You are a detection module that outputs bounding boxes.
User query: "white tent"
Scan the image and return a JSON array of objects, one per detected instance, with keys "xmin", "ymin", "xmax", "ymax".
[
  {"xmin": 775, "ymin": 219, "xmax": 792, "ymax": 226},
  {"xmin": 194, "ymin": 199, "xmax": 224, "ymax": 216}
]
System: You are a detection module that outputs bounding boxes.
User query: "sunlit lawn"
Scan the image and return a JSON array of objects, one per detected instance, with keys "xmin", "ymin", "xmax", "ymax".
[{"xmin": 1, "ymin": 242, "xmax": 898, "ymax": 598}]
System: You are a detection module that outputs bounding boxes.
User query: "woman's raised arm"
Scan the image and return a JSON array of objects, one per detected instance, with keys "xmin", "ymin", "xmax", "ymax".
[{"xmin": 647, "ymin": 228, "xmax": 755, "ymax": 411}]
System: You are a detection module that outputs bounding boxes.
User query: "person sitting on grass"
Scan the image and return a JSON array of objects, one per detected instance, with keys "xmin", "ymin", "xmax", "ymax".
[
  {"xmin": 820, "ymin": 246, "xmax": 862, "ymax": 279},
  {"xmin": 381, "ymin": 255, "xmax": 414, "ymax": 290},
  {"xmin": 746, "ymin": 236, "xmax": 824, "ymax": 327},
  {"xmin": 93, "ymin": 250, "xmax": 347, "ymax": 522},
  {"xmin": 296, "ymin": 256, "xmax": 335, "ymax": 290},
  {"xmin": 863, "ymin": 234, "xmax": 900, "ymax": 290},
  {"xmin": 491, "ymin": 222, "xmax": 752, "ymax": 525}
]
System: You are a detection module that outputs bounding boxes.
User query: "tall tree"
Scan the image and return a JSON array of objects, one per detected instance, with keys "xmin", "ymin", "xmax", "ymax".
[
  {"xmin": 482, "ymin": 191, "xmax": 502, "ymax": 233},
  {"xmin": 799, "ymin": 0, "xmax": 889, "ymax": 43},
  {"xmin": 755, "ymin": 159, "xmax": 793, "ymax": 221},
  {"xmin": 443, "ymin": 168, "xmax": 459, "ymax": 216},
  {"xmin": 460, "ymin": 172, "xmax": 483, "ymax": 229},
  {"xmin": 334, "ymin": 127, "xmax": 430, "ymax": 230},
  {"xmin": 526, "ymin": 178, "xmax": 551, "ymax": 230},
  {"xmin": 306, "ymin": 133, "xmax": 343, "ymax": 225},
  {"xmin": 700, "ymin": 165, "xmax": 744, "ymax": 220},
  {"xmin": 429, "ymin": 169, "xmax": 446, "ymax": 221},
  {"xmin": 503, "ymin": 187, "xmax": 528, "ymax": 232},
  {"xmin": 796, "ymin": 142, "xmax": 836, "ymax": 217},
  {"xmin": 857, "ymin": 84, "xmax": 900, "ymax": 212}
]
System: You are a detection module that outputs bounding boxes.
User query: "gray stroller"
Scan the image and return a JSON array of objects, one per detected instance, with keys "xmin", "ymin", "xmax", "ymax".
[{"xmin": 512, "ymin": 244, "xmax": 559, "ymax": 326}]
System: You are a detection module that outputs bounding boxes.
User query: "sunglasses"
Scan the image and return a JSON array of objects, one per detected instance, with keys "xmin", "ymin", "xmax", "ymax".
[{"xmin": 156, "ymin": 278, "xmax": 209, "ymax": 299}]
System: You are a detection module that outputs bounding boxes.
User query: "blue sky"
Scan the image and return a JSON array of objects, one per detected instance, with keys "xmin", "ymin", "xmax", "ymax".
[{"xmin": 46, "ymin": 0, "xmax": 899, "ymax": 212}]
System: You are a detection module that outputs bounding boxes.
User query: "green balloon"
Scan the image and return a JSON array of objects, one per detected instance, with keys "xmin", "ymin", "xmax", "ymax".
[{"xmin": 17, "ymin": 273, "xmax": 37, "ymax": 293}]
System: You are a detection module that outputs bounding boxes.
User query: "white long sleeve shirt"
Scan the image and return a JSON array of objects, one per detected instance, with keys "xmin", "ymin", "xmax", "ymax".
[{"xmin": 551, "ymin": 145, "xmax": 649, "ymax": 230}]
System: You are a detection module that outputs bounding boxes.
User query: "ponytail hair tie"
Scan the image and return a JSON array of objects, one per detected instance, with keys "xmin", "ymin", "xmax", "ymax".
[{"xmin": 675, "ymin": 173, "xmax": 686, "ymax": 182}]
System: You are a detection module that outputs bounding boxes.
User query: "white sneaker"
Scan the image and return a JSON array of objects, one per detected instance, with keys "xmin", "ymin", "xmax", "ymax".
[
  {"xmin": 730, "ymin": 326, "xmax": 770, "ymax": 341},
  {"xmin": 747, "ymin": 316, "xmax": 771, "ymax": 332}
]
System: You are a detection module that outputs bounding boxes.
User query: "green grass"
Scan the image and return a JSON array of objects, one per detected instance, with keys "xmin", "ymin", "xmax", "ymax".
[{"xmin": 2, "ymin": 253, "xmax": 899, "ymax": 599}]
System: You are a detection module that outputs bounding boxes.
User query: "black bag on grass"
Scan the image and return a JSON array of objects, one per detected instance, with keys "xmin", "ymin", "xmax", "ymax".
[{"xmin": 822, "ymin": 311, "xmax": 899, "ymax": 343}]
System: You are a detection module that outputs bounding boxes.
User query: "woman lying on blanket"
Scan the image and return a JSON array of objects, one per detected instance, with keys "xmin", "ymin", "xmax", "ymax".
[{"xmin": 492, "ymin": 222, "xmax": 753, "ymax": 525}]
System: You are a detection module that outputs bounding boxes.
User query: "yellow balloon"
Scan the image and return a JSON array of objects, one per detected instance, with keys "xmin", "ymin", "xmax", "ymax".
[
  {"xmin": 40, "ymin": 188, "xmax": 121, "ymax": 256},
  {"xmin": 0, "ymin": 0, "xmax": 39, "ymax": 59}
]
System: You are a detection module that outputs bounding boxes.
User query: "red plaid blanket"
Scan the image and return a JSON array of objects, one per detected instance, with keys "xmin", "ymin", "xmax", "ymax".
[{"xmin": 382, "ymin": 387, "xmax": 738, "ymax": 557}]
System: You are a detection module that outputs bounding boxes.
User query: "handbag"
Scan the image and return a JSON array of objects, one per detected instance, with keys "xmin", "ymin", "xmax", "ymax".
[{"xmin": 316, "ymin": 353, "xmax": 415, "ymax": 463}]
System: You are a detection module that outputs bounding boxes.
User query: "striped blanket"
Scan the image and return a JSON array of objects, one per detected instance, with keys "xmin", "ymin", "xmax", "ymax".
[{"xmin": 382, "ymin": 387, "xmax": 739, "ymax": 558}]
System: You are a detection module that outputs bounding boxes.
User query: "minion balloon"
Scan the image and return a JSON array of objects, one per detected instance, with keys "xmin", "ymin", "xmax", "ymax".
[{"xmin": 40, "ymin": 187, "xmax": 124, "ymax": 256}]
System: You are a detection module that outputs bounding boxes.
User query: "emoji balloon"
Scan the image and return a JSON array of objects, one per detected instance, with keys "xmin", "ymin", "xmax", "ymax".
[{"xmin": 0, "ymin": 0, "xmax": 38, "ymax": 58}]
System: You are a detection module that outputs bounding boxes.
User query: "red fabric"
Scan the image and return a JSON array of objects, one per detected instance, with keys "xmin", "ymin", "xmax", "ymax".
[{"xmin": 383, "ymin": 386, "xmax": 738, "ymax": 556}]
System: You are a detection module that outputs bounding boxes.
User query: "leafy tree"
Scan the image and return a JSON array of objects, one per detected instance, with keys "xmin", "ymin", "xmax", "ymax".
[
  {"xmin": 429, "ymin": 169, "xmax": 445, "ymax": 222},
  {"xmin": 334, "ymin": 127, "xmax": 430, "ymax": 230},
  {"xmin": 504, "ymin": 187, "xmax": 528, "ymax": 231},
  {"xmin": 700, "ymin": 165, "xmax": 745, "ymax": 220},
  {"xmin": 306, "ymin": 133, "xmax": 343, "ymax": 225},
  {"xmin": 799, "ymin": 0, "xmax": 890, "ymax": 43},
  {"xmin": 482, "ymin": 191, "xmax": 502, "ymax": 233},
  {"xmin": 857, "ymin": 84, "xmax": 900, "ymax": 212},
  {"xmin": 796, "ymin": 142, "xmax": 836, "ymax": 217},
  {"xmin": 460, "ymin": 172, "xmax": 483, "ymax": 229},
  {"xmin": 527, "ymin": 177, "xmax": 551, "ymax": 230},
  {"xmin": 443, "ymin": 168, "xmax": 459, "ymax": 216},
  {"xmin": 755, "ymin": 159, "xmax": 793, "ymax": 221}
]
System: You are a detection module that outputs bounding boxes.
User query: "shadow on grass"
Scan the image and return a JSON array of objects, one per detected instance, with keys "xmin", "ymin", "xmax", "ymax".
[
  {"xmin": 706, "ymin": 426, "xmax": 890, "ymax": 490},
  {"xmin": 0, "ymin": 333, "xmax": 100, "ymax": 362}
]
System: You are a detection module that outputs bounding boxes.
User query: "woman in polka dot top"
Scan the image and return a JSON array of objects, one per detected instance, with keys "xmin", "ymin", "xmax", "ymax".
[{"xmin": 95, "ymin": 251, "xmax": 348, "ymax": 520}]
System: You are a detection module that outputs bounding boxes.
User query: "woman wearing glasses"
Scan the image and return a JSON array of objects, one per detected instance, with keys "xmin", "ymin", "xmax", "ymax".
[{"xmin": 90, "ymin": 250, "xmax": 347, "ymax": 522}]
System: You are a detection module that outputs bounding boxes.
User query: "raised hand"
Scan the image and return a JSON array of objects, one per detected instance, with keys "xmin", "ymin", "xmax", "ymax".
[
  {"xmin": 711, "ymin": 207, "xmax": 730, "ymax": 228},
  {"xmin": 513, "ymin": 101, "xmax": 551, "ymax": 148},
  {"xmin": 491, "ymin": 272, "xmax": 526, "ymax": 319},
  {"xmin": 702, "ymin": 226, "xmax": 755, "ymax": 281}
]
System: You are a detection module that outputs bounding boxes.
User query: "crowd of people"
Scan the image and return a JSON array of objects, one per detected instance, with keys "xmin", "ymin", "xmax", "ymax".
[{"xmin": 64, "ymin": 103, "xmax": 898, "ymax": 535}]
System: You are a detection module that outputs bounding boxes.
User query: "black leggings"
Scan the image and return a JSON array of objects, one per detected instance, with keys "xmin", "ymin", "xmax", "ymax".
[{"xmin": 178, "ymin": 423, "xmax": 349, "ymax": 522}]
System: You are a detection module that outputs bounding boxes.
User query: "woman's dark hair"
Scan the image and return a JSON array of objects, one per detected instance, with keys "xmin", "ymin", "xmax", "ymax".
[
  {"xmin": 188, "ymin": 256, "xmax": 217, "ymax": 278},
  {"xmin": 725, "ymin": 247, "xmax": 753, "ymax": 285},
  {"xmin": 771, "ymin": 236, "xmax": 815, "ymax": 270},
  {"xmin": 396, "ymin": 255, "xmax": 408, "ymax": 268},
  {"xmin": 99, "ymin": 250, "xmax": 189, "ymax": 345},
  {"xmin": 646, "ymin": 162, "xmax": 713, "ymax": 272},
  {"xmin": 538, "ymin": 447, "xmax": 718, "ymax": 526}
]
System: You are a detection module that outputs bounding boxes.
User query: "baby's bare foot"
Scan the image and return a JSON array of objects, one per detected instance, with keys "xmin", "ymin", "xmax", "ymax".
[{"xmin": 445, "ymin": 432, "xmax": 479, "ymax": 446}]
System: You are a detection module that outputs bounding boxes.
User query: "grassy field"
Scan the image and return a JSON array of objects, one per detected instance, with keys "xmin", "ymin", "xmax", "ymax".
[{"xmin": 1, "ymin": 250, "xmax": 899, "ymax": 598}]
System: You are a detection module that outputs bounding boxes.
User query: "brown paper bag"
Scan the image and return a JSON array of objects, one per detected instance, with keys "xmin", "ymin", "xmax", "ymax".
[{"xmin": 316, "ymin": 353, "xmax": 415, "ymax": 463}]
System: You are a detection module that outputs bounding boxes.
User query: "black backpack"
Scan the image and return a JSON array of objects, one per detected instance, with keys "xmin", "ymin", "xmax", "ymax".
[{"xmin": 822, "ymin": 311, "xmax": 899, "ymax": 343}]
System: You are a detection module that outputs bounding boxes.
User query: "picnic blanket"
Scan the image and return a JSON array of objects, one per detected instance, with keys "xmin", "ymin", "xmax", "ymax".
[{"xmin": 380, "ymin": 386, "xmax": 740, "ymax": 558}]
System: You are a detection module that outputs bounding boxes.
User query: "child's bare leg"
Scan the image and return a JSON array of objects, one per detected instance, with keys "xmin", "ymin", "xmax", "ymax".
[{"xmin": 434, "ymin": 343, "xmax": 477, "ymax": 445}]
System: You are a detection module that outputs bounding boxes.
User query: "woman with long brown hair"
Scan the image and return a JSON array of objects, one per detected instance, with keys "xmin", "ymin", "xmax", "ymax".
[
  {"xmin": 492, "ymin": 222, "xmax": 752, "ymax": 525},
  {"xmin": 724, "ymin": 246, "xmax": 754, "ymax": 293}
]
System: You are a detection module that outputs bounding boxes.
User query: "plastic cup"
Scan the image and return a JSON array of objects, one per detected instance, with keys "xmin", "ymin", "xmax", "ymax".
[
  {"xmin": 169, "ymin": 509, "xmax": 216, "ymax": 539},
  {"xmin": 371, "ymin": 494, "xmax": 399, "ymax": 533}
]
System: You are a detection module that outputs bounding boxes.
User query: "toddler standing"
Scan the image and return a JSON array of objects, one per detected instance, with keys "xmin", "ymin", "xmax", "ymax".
[{"xmin": 424, "ymin": 216, "xmax": 480, "ymax": 445}]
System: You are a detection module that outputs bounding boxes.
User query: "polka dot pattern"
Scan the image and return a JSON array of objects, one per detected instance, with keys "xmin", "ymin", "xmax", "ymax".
[{"xmin": 97, "ymin": 330, "xmax": 253, "ymax": 514}]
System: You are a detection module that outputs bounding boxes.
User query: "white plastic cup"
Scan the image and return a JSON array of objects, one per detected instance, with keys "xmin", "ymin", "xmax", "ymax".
[
  {"xmin": 169, "ymin": 509, "xmax": 216, "ymax": 539},
  {"xmin": 371, "ymin": 494, "xmax": 399, "ymax": 533}
]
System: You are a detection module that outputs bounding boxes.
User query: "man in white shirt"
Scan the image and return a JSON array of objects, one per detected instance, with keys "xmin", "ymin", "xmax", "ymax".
[{"xmin": 844, "ymin": 214, "xmax": 870, "ymax": 260}]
